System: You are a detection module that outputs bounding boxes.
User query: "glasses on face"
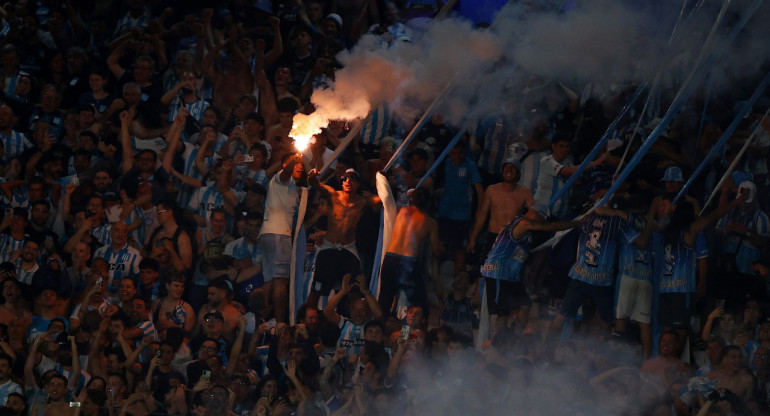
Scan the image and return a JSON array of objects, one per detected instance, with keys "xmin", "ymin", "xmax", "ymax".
[
  {"xmin": 205, "ymin": 317, "xmax": 223, "ymax": 323},
  {"xmin": 156, "ymin": 209, "xmax": 169, "ymax": 214},
  {"xmin": 758, "ymin": 354, "xmax": 770, "ymax": 359},
  {"xmin": 342, "ymin": 176, "xmax": 357, "ymax": 182},
  {"xmin": 200, "ymin": 346, "xmax": 217, "ymax": 352}
]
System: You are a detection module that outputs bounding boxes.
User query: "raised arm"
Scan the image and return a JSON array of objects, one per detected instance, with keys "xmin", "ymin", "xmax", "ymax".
[
  {"xmin": 162, "ymin": 110, "xmax": 187, "ymax": 174},
  {"xmin": 515, "ymin": 217, "xmax": 581, "ymax": 240},
  {"xmin": 200, "ymin": 38, "xmax": 225, "ymax": 84},
  {"xmin": 25, "ymin": 335, "xmax": 44, "ymax": 388},
  {"xmin": 692, "ymin": 192, "xmax": 746, "ymax": 235},
  {"xmin": 119, "ymin": 108, "xmax": 136, "ymax": 174},
  {"xmin": 278, "ymin": 154, "xmax": 302, "ymax": 184},
  {"xmin": 63, "ymin": 216, "xmax": 98, "ymax": 254},
  {"xmin": 323, "ymin": 273, "xmax": 355, "ymax": 325},
  {"xmin": 225, "ymin": 316, "xmax": 247, "ymax": 378},
  {"xmin": 254, "ymin": 39, "xmax": 278, "ymax": 127},
  {"xmin": 355, "ymin": 274, "xmax": 384, "ymax": 322},
  {"xmin": 68, "ymin": 336, "xmax": 81, "ymax": 391},
  {"xmin": 107, "ymin": 40, "xmax": 130, "ymax": 79},
  {"xmin": 307, "ymin": 168, "xmax": 335, "ymax": 196}
]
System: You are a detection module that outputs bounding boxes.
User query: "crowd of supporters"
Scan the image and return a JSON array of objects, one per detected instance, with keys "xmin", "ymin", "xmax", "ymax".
[{"xmin": 0, "ymin": 0, "xmax": 766, "ymax": 416}]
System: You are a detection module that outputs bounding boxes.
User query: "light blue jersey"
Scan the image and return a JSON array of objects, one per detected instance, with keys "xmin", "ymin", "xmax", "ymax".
[
  {"xmin": 481, "ymin": 217, "xmax": 530, "ymax": 282},
  {"xmin": 94, "ymin": 243, "xmax": 142, "ymax": 284},
  {"xmin": 716, "ymin": 207, "xmax": 769, "ymax": 274},
  {"xmin": 0, "ymin": 234, "xmax": 23, "ymax": 263},
  {"xmin": 1, "ymin": 130, "xmax": 33, "ymax": 162},
  {"xmin": 617, "ymin": 213, "xmax": 652, "ymax": 282},
  {"xmin": 224, "ymin": 237, "xmax": 261, "ymax": 264},
  {"xmin": 234, "ymin": 166, "xmax": 269, "ymax": 191},
  {"xmin": 187, "ymin": 186, "xmax": 244, "ymax": 223},
  {"xmin": 569, "ymin": 213, "xmax": 638, "ymax": 287},
  {"xmin": 653, "ymin": 233, "xmax": 697, "ymax": 293},
  {"xmin": 359, "ymin": 102, "xmax": 390, "ymax": 146}
]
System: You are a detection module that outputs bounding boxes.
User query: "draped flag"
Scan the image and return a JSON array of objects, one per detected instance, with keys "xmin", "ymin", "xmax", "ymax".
[
  {"xmin": 289, "ymin": 187, "xmax": 309, "ymax": 325},
  {"xmin": 370, "ymin": 172, "xmax": 397, "ymax": 299}
]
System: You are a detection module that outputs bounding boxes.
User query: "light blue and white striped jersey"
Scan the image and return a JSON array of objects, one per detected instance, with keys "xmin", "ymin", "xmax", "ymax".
[
  {"xmin": 653, "ymin": 233, "xmax": 697, "ymax": 294},
  {"xmin": 134, "ymin": 320, "xmax": 159, "ymax": 364},
  {"xmin": 1, "ymin": 130, "xmax": 33, "ymax": 162},
  {"xmin": 91, "ymin": 224, "xmax": 112, "ymax": 247},
  {"xmin": 114, "ymin": 11, "xmax": 150, "ymax": 36},
  {"xmin": 224, "ymin": 237, "xmax": 261, "ymax": 264},
  {"xmin": 716, "ymin": 207, "xmax": 769, "ymax": 274},
  {"xmin": 617, "ymin": 213, "xmax": 652, "ymax": 282},
  {"xmin": 187, "ymin": 186, "xmax": 244, "ymax": 223},
  {"xmin": 58, "ymin": 367, "xmax": 90, "ymax": 396},
  {"xmin": 337, "ymin": 318, "xmax": 366, "ymax": 357},
  {"xmin": 167, "ymin": 96, "xmax": 209, "ymax": 123},
  {"xmin": 188, "ymin": 132, "xmax": 228, "ymax": 154},
  {"xmin": 126, "ymin": 207, "xmax": 146, "ymax": 248},
  {"xmin": 3, "ymin": 74, "xmax": 19, "ymax": 95},
  {"xmin": 0, "ymin": 379, "xmax": 22, "ymax": 405},
  {"xmin": 136, "ymin": 320, "xmax": 159, "ymax": 341},
  {"xmin": 179, "ymin": 143, "xmax": 217, "ymax": 181},
  {"xmin": 481, "ymin": 217, "xmax": 531, "ymax": 282},
  {"xmin": 508, "ymin": 142, "xmax": 545, "ymax": 194},
  {"xmin": 0, "ymin": 234, "xmax": 23, "ymax": 263},
  {"xmin": 14, "ymin": 259, "xmax": 39, "ymax": 285},
  {"xmin": 234, "ymin": 166, "xmax": 269, "ymax": 192},
  {"xmin": 94, "ymin": 243, "xmax": 142, "ymax": 284},
  {"xmin": 359, "ymin": 102, "xmax": 390, "ymax": 146},
  {"xmin": 176, "ymin": 143, "xmax": 218, "ymax": 208},
  {"xmin": 104, "ymin": 205, "xmax": 145, "ymax": 248},
  {"xmin": 569, "ymin": 212, "xmax": 638, "ymax": 287}
]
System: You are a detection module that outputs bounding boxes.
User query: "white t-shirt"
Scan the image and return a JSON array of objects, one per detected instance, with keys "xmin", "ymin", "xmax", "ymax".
[{"xmin": 260, "ymin": 171, "xmax": 299, "ymax": 236}]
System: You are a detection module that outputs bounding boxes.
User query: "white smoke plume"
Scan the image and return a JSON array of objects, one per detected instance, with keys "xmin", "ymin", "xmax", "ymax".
[{"xmin": 291, "ymin": 0, "xmax": 770, "ymax": 146}]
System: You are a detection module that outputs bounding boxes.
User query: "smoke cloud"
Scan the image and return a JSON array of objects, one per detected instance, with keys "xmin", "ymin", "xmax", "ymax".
[{"xmin": 292, "ymin": 0, "xmax": 770, "ymax": 143}]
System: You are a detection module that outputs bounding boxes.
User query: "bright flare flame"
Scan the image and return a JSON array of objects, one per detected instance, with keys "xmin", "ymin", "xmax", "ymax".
[{"xmin": 290, "ymin": 113, "xmax": 324, "ymax": 152}]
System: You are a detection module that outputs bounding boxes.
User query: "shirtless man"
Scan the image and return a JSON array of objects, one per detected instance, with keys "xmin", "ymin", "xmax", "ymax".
[
  {"xmin": 468, "ymin": 158, "xmax": 533, "ymax": 257},
  {"xmin": 201, "ymin": 34, "xmax": 254, "ymax": 111},
  {"xmin": 378, "ymin": 187, "xmax": 441, "ymax": 316},
  {"xmin": 706, "ymin": 345, "xmax": 755, "ymax": 401},
  {"xmin": 640, "ymin": 331, "xmax": 688, "ymax": 387},
  {"xmin": 306, "ymin": 168, "xmax": 381, "ymax": 307}
]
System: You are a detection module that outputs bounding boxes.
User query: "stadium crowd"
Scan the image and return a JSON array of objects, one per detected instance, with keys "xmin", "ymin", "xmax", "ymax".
[{"xmin": 0, "ymin": 0, "xmax": 766, "ymax": 415}]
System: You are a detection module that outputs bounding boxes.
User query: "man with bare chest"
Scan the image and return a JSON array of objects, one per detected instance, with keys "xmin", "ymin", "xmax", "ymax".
[
  {"xmin": 706, "ymin": 345, "xmax": 755, "ymax": 401},
  {"xmin": 306, "ymin": 169, "xmax": 380, "ymax": 307},
  {"xmin": 377, "ymin": 187, "xmax": 441, "ymax": 316},
  {"xmin": 468, "ymin": 159, "xmax": 533, "ymax": 260}
]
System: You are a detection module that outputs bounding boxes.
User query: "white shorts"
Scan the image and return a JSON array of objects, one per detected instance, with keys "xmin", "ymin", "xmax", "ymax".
[{"xmin": 615, "ymin": 275, "xmax": 652, "ymax": 324}]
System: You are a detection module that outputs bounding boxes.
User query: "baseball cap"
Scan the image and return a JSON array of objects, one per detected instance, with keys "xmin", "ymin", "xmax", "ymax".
[{"xmin": 662, "ymin": 166, "xmax": 684, "ymax": 182}]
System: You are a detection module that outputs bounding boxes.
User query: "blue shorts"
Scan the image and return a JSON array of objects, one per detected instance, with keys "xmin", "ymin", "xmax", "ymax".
[
  {"xmin": 258, "ymin": 233, "xmax": 291, "ymax": 281},
  {"xmin": 560, "ymin": 279, "xmax": 614, "ymax": 323}
]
